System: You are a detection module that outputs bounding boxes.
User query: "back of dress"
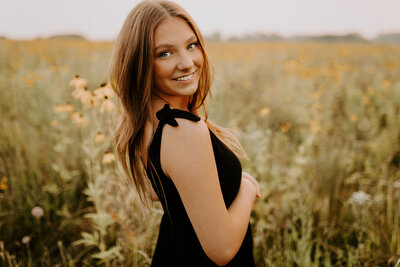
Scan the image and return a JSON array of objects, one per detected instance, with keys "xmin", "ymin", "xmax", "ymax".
[{"xmin": 146, "ymin": 104, "xmax": 255, "ymax": 267}]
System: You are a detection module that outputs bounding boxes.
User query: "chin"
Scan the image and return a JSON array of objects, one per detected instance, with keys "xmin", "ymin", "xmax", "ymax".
[
  {"xmin": 185, "ymin": 85, "xmax": 199, "ymax": 96},
  {"xmin": 173, "ymin": 82, "xmax": 200, "ymax": 96}
]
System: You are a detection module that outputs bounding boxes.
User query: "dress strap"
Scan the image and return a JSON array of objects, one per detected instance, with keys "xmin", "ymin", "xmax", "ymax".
[{"xmin": 156, "ymin": 104, "xmax": 200, "ymax": 127}]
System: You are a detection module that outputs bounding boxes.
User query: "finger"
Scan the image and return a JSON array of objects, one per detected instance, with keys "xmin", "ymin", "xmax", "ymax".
[
  {"xmin": 245, "ymin": 176, "xmax": 259, "ymax": 188},
  {"xmin": 243, "ymin": 175, "xmax": 258, "ymax": 189},
  {"xmin": 244, "ymin": 177, "xmax": 260, "ymax": 199},
  {"xmin": 242, "ymin": 173, "xmax": 254, "ymax": 182},
  {"xmin": 253, "ymin": 182, "xmax": 260, "ymax": 199},
  {"xmin": 242, "ymin": 172, "xmax": 261, "ymax": 198},
  {"xmin": 242, "ymin": 171, "xmax": 253, "ymax": 179}
]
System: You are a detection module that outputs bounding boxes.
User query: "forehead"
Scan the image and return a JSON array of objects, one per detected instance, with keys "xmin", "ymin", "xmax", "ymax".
[{"xmin": 153, "ymin": 16, "xmax": 196, "ymax": 47}]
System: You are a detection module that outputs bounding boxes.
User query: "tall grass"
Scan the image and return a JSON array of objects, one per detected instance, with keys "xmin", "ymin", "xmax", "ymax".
[{"xmin": 0, "ymin": 39, "xmax": 399, "ymax": 266}]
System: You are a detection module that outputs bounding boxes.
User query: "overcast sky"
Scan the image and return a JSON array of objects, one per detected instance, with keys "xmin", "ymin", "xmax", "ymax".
[{"xmin": 1, "ymin": 0, "xmax": 400, "ymax": 40}]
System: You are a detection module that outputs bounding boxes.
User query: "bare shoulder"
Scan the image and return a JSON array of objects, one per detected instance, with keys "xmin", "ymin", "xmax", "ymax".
[
  {"xmin": 163, "ymin": 118, "xmax": 209, "ymax": 145},
  {"xmin": 160, "ymin": 118, "xmax": 213, "ymax": 178}
]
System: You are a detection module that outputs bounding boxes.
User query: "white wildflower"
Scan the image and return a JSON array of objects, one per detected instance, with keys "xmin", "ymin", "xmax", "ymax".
[
  {"xmin": 31, "ymin": 206, "xmax": 44, "ymax": 219},
  {"xmin": 373, "ymin": 194, "xmax": 384, "ymax": 204},
  {"xmin": 22, "ymin": 236, "xmax": 31, "ymax": 244},
  {"xmin": 294, "ymin": 155, "xmax": 308, "ymax": 166},
  {"xmin": 349, "ymin": 191, "xmax": 371, "ymax": 205}
]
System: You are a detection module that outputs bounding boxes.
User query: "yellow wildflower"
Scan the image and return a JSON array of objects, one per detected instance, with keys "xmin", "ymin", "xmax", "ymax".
[
  {"xmin": 283, "ymin": 59, "xmax": 298, "ymax": 74},
  {"xmin": 64, "ymin": 103, "xmax": 73, "ymax": 112},
  {"xmin": 382, "ymin": 79, "xmax": 391, "ymax": 88},
  {"xmin": 285, "ymin": 95, "xmax": 293, "ymax": 102},
  {"xmin": 349, "ymin": 114, "xmax": 358, "ymax": 122},
  {"xmin": 71, "ymin": 112, "xmax": 87, "ymax": 126},
  {"xmin": 23, "ymin": 73, "xmax": 37, "ymax": 87},
  {"xmin": 54, "ymin": 103, "xmax": 73, "ymax": 113},
  {"xmin": 11, "ymin": 60, "xmax": 21, "ymax": 70},
  {"xmin": 72, "ymin": 87, "xmax": 85, "ymax": 99},
  {"xmin": 100, "ymin": 96, "xmax": 115, "ymax": 113},
  {"xmin": 69, "ymin": 75, "xmax": 87, "ymax": 89},
  {"xmin": 242, "ymin": 80, "xmax": 251, "ymax": 89},
  {"xmin": 50, "ymin": 65, "xmax": 57, "ymax": 72},
  {"xmin": 54, "ymin": 104, "xmax": 64, "ymax": 114},
  {"xmin": 232, "ymin": 126, "xmax": 239, "ymax": 133},
  {"xmin": 385, "ymin": 61, "xmax": 395, "ymax": 71},
  {"xmin": 0, "ymin": 176, "xmax": 8, "ymax": 191},
  {"xmin": 60, "ymin": 66, "xmax": 69, "ymax": 72},
  {"xmin": 362, "ymin": 95, "xmax": 370, "ymax": 105},
  {"xmin": 281, "ymin": 122, "xmax": 292, "ymax": 133},
  {"xmin": 259, "ymin": 107, "xmax": 271, "ymax": 117},
  {"xmin": 79, "ymin": 88, "xmax": 93, "ymax": 107},
  {"xmin": 88, "ymin": 93, "xmax": 99, "ymax": 108},
  {"xmin": 310, "ymin": 89, "xmax": 324, "ymax": 101},
  {"xmin": 369, "ymin": 142, "xmax": 377, "ymax": 150},
  {"xmin": 102, "ymin": 152, "xmax": 115, "ymax": 164},
  {"xmin": 333, "ymin": 76, "xmax": 340, "ymax": 86},
  {"xmin": 94, "ymin": 83, "xmax": 115, "ymax": 99},
  {"xmin": 312, "ymin": 103, "xmax": 323, "ymax": 111},
  {"xmin": 264, "ymin": 84, "xmax": 276, "ymax": 94},
  {"xmin": 310, "ymin": 120, "xmax": 322, "ymax": 134},
  {"xmin": 300, "ymin": 67, "xmax": 315, "ymax": 79},
  {"xmin": 94, "ymin": 132, "xmax": 106, "ymax": 144}
]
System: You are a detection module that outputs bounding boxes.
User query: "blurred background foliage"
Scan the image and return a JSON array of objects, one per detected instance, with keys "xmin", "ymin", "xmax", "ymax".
[{"xmin": 0, "ymin": 38, "xmax": 399, "ymax": 266}]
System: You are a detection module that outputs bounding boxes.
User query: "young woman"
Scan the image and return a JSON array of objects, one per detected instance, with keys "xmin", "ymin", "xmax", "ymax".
[{"xmin": 108, "ymin": 1, "xmax": 260, "ymax": 266}]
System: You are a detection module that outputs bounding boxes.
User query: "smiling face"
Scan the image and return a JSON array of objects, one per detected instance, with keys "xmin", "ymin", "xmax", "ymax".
[{"xmin": 153, "ymin": 16, "xmax": 204, "ymax": 108}]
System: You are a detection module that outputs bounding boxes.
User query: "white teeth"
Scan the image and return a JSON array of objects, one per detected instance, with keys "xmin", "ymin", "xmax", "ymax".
[{"xmin": 176, "ymin": 73, "xmax": 194, "ymax": 81}]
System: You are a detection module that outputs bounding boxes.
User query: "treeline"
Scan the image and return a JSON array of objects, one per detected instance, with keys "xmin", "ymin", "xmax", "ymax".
[
  {"xmin": 206, "ymin": 32, "xmax": 400, "ymax": 44},
  {"xmin": 0, "ymin": 34, "xmax": 87, "ymax": 41},
  {"xmin": 1, "ymin": 33, "xmax": 400, "ymax": 44}
]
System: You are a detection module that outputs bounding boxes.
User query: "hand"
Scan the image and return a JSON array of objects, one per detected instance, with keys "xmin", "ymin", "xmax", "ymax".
[{"xmin": 242, "ymin": 171, "xmax": 260, "ymax": 199}]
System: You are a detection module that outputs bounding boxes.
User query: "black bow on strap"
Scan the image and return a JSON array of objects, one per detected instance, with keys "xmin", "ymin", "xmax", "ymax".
[{"xmin": 156, "ymin": 104, "xmax": 200, "ymax": 127}]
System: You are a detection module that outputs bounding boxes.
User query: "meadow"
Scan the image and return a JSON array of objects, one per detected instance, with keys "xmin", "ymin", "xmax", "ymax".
[{"xmin": 0, "ymin": 38, "xmax": 399, "ymax": 266}]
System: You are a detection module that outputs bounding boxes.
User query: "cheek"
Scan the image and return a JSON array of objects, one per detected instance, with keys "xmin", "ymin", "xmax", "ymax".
[
  {"xmin": 154, "ymin": 62, "xmax": 170, "ymax": 81},
  {"xmin": 194, "ymin": 52, "xmax": 204, "ymax": 70}
]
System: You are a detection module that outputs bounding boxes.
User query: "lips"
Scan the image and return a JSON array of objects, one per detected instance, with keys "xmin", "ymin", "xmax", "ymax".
[{"xmin": 173, "ymin": 71, "xmax": 196, "ymax": 81}]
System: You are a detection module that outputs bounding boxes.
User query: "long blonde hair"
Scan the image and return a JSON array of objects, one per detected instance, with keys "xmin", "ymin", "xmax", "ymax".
[{"xmin": 108, "ymin": 0, "xmax": 246, "ymax": 204}]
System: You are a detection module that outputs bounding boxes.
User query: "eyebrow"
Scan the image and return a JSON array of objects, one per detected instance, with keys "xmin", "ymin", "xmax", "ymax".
[{"xmin": 154, "ymin": 35, "xmax": 198, "ymax": 51}]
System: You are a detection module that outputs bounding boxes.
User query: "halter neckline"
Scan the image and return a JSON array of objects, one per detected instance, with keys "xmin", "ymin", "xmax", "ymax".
[{"xmin": 156, "ymin": 104, "xmax": 200, "ymax": 127}]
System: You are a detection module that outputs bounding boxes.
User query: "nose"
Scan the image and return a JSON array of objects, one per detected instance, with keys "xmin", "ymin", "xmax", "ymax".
[{"xmin": 177, "ymin": 51, "xmax": 194, "ymax": 70}]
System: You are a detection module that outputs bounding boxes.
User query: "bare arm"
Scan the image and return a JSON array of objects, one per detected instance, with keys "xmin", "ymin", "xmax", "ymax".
[{"xmin": 161, "ymin": 119, "xmax": 259, "ymax": 266}]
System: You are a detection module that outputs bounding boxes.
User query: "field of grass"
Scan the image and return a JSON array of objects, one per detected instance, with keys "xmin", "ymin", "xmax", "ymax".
[{"xmin": 0, "ymin": 38, "xmax": 399, "ymax": 266}]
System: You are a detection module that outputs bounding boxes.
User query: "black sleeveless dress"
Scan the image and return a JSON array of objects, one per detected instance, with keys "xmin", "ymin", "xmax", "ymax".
[{"xmin": 146, "ymin": 104, "xmax": 255, "ymax": 267}]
